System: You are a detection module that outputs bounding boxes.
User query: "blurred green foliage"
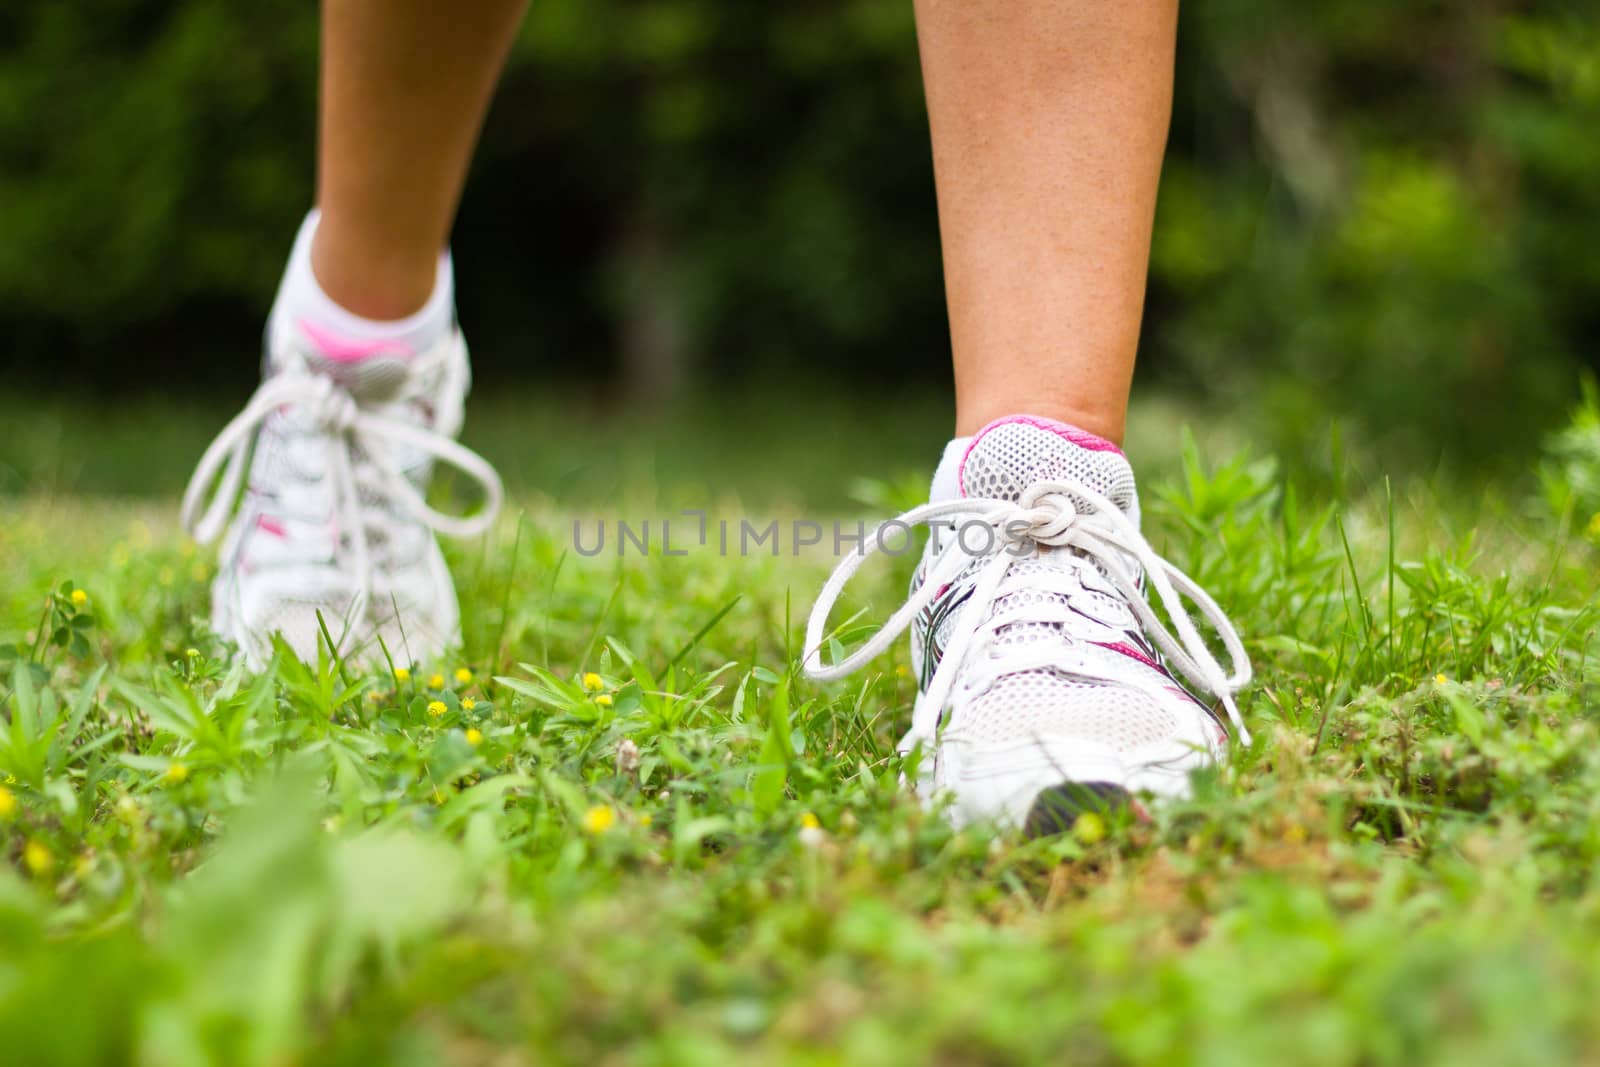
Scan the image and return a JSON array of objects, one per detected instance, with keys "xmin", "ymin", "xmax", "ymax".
[
  {"xmin": 1, "ymin": 0, "xmax": 1597, "ymax": 469},
  {"xmin": 1161, "ymin": 1, "xmax": 1600, "ymax": 470}
]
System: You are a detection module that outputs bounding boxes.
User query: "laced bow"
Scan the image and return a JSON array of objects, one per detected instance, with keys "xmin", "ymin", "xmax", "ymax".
[
  {"xmin": 803, "ymin": 477, "xmax": 1252, "ymax": 751},
  {"xmin": 180, "ymin": 362, "xmax": 503, "ymax": 622}
]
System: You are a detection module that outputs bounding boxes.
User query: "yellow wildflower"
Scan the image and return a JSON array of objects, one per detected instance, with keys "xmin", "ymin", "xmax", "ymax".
[
  {"xmin": 24, "ymin": 840, "xmax": 53, "ymax": 876},
  {"xmin": 582, "ymin": 805, "xmax": 617, "ymax": 834},
  {"xmin": 455, "ymin": 668, "xmax": 473, "ymax": 685},
  {"xmin": 165, "ymin": 762, "xmax": 189, "ymax": 784},
  {"xmin": 1435, "ymin": 673, "xmax": 1449, "ymax": 685},
  {"xmin": 462, "ymin": 697, "xmax": 477, "ymax": 711},
  {"xmin": 0, "ymin": 786, "xmax": 15, "ymax": 819},
  {"xmin": 799, "ymin": 812, "xmax": 821, "ymax": 830},
  {"xmin": 582, "ymin": 672, "xmax": 604, "ymax": 692},
  {"xmin": 594, "ymin": 694, "xmax": 614, "ymax": 708},
  {"xmin": 428, "ymin": 673, "xmax": 445, "ymax": 689},
  {"xmin": 395, "ymin": 667, "xmax": 411, "ymax": 683},
  {"xmin": 640, "ymin": 814, "xmax": 653, "ymax": 828},
  {"xmin": 427, "ymin": 700, "xmax": 447, "ymax": 718},
  {"xmin": 70, "ymin": 588, "xmax": 88, "ymax": 607},
  {"xmin": 465, "ymin": 728, "xmax": 484, "ymax": 746}
]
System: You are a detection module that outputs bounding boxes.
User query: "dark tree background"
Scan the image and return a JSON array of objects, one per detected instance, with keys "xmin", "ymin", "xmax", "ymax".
[{"xmin": 2, "ymin": 0, "xmax": 1596, "ymax": 468}]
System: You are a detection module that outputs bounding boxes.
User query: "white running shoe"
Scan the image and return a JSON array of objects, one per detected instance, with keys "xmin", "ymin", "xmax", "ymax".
[
  {"xmin": 181, "ymin": 317, "xmax": 502, "ymax": 667},
  {"xmin": 804, "ymin": 415, "xmax": 1251, "ymax": 832}
]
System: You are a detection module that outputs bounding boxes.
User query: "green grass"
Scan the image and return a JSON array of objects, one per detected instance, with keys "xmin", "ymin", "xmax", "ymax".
[
  {"xmin": 4, "ymin": 389, "xmax": 1600, "ymax": 1065},
  {"xmin": 0, "ymin": 385, "xmax": 959, "ymax": 509}
]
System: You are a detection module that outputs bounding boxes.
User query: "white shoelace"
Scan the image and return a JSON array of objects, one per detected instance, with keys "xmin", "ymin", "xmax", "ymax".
[
  {"xmin": 803, "ymin": 477, "xmax": 1252, "ymax": 752},
  {"xmin": 181, "ymin": 355, "xmax": 503, "ymax": 623}
]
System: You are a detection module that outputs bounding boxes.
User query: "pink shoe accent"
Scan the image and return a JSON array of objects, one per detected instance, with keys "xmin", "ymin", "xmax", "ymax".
[
  {"xmin": 297, "ymin": 319, "xmax": 416, "ymax": 363},
  {"xmin": 1094, "ymin": 639, "xmax": 1164, "ymax": 674},
  {"xmin": 256, "ymin": 516, "xmax": 288, "ymax": 538},
  {"xmin": 958, "ymin": 415, "xmax": 1124, "ymax": 496}
]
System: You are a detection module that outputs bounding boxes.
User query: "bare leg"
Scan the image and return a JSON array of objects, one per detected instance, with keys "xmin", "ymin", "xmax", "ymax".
[
  {"xmin": 314, "ymin": 0, "xmax": 529, "ymax": 319},
  {"xmin": 915, "ymin": 0, "xmax": 1178, "ymax": 443}
]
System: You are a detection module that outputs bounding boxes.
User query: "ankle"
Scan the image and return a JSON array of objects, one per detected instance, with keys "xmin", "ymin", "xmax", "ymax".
[
  {"xmin": 310, "ymin": 213, "xmax": 444, "ymax": 320},
  {"xmin": 954, "ymin": 398, "xmax": 1126, "ymax": 445},
  {"xmin": 269, "ymin": 210, "xmax": 455, "ymax": 358}
]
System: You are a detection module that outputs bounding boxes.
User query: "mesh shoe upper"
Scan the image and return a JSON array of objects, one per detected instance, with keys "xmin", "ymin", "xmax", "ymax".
[
  {"xmin": 914, "ymin": 418, "xmax": 1208, "ymax": 756},
  {"xmin": 182, "ymin": 318, "xmax": 502, "ymax": 666},
  {"xmin": 805, "ymin": 415, "xmax": 1251, "ymax": 825}
]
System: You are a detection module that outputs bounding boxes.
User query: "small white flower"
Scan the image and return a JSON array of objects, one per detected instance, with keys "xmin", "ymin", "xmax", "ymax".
[{"xmin": 615, "ymin": 738, "xmax": 641, "ymax": 776}]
